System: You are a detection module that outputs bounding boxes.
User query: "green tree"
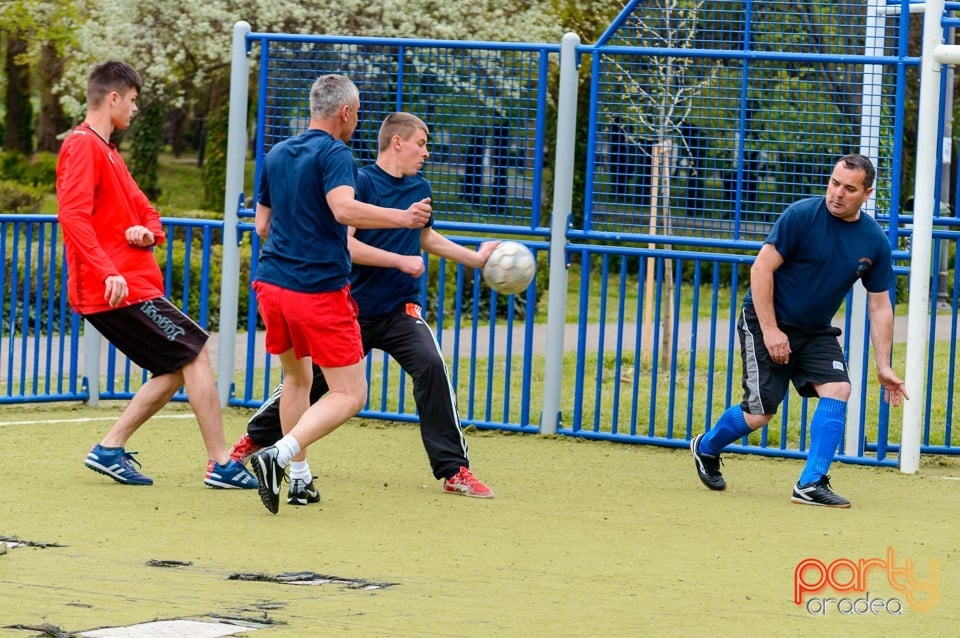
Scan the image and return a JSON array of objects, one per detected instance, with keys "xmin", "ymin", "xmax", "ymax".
[
  {"xmin": 3, "ymin": 33, "xmax": 33, "ymax": 153},
  {"xmin": 36, "ymin": 41, "xmax": 70, "ymax": 152},
  {"xmin": 548, "ymin": 0, "xmax": 625, "ymax": 227},
  {"xmin": 202, "ymin": 91, "xmax": 229, "ymax": 211},
  {"xmin": 128, "ymin": 97, "xmax": 166, "ymax": 200},
  {"xmin": 45, "ymin": 0, "xmax": 566, "ymax": 213},
  {"xmin": 1, "ymin": 1, "xmax": 82, "ymax": 153}
]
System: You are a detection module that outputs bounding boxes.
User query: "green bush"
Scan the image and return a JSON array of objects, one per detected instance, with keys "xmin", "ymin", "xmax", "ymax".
[
  {"xmin": 18, "ymin": 152, "xmax": 58, "ymax": 189},
  {"xmin": 0, "ymin": 151, "xmax": 58, "ymax": 192},
  {"xmin": 0, "ymin": 152, "xmax": 23, "ymax": 180},
  {"xmin": 129, "ymin": 100, "xmax": 165, "ymax": 201},
  {"xmin": 0, "ymin": 180, "xmax": 45, "ymax": 213},
  {"xmin": 1, "ymin": 222, "xmax": 69, "ymax": 335},
  {"xmin": 156, "ymin": 228, "xmax": 212, "ymax": 329}
]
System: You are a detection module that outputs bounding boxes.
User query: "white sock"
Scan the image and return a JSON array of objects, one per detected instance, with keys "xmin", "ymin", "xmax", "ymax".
[
  {"xmin": 274, "ymin": 435, "xmax": 301, "ymax": 467},
  {"xmin": 289, "ymin": 460, "xmax": 313, "ymax": 482}
]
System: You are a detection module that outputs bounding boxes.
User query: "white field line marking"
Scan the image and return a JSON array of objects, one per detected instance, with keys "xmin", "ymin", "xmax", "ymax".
[
  {"xmin": 80, "ymin": 619, "xmax": 254, "ymax": 637},
  {"xmin": 942, "ymin": 476, "xmax": 960, "ymax": 481},
  {"xmin": 0, "ymin": 414, "xmax": 196, "ymax": 427}
]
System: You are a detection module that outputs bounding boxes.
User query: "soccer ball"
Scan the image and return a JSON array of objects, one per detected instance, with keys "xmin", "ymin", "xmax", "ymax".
[{"xmin": 482, "ymin": 241, "xmax": 536, "ymax": 295}]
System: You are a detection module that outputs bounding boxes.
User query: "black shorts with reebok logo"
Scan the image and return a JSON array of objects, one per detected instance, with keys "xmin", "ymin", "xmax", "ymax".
[
  {"xmin": 84, "ymin": 297, "xmax": 210, "ymax": 376},
  {"xmin": 737, "ymin": 304, "xmax": 850, "ymax": 416}
]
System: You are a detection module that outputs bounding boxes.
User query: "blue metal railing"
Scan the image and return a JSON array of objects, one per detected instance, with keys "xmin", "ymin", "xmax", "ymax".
[
  {"xmin": 3, "ymin": 1, "xmax": 957, "ymax": 468},
  {"xmin": 0, "ymin": 215, "xmax": 83, "ymax": 403}
]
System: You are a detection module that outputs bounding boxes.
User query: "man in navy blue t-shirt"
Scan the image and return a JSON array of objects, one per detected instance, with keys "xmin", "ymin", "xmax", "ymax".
[
  {"xmin": 236, "ymin": 112, "xmax": 498, "ymax": 499},
  {"xmin": 248, "ymin": 79, "xmax": 432, "ymax": 514},
  {"xmin": 691, "ymin": 154, "xmax": 908, "ymax": 508}
]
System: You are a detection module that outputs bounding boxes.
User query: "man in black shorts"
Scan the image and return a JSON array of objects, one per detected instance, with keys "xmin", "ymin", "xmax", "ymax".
[
  {"xmin": 690, "ymin": 154, "xmax": 908, "ymax": 507},
  {"xmin": 57, "ymin": 60, "xmax": 258, "ymax": 489}
]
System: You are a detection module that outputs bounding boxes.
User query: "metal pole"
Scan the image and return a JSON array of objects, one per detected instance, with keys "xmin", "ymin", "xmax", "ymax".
[
  {"xmin": 846, "ymin": 0, "xmax": 887, "ymax": 455},
  {"xmin": 901, "ymin": 0, "xmax": 947, "ymax": 473},
  {"xmin": 540, "ymin": 32, "xmax": 579, "ymax": 435},
  {"xmin": 82, "ymin": 320, "xmax": 100, "ymax": 406},
  {"xmin": 216, "ymin": 21, "xmax": 252, "ymax": 407},
  {"xmin": 937, "ymin": 27, "xmax": 954, "ymax": 309}
]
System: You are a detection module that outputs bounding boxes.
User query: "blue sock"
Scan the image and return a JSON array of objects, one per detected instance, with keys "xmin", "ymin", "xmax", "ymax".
[
  {"xmin": 699, "ymin": 406, "xmax": 753, "ymax": 456},
  {"xmin": 798, "ymin": 397, "xmax": 847, "ymax": 486}
]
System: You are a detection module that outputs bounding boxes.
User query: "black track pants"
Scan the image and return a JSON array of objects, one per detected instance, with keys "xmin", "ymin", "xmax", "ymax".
[{"xmin": 246, "ymin": 304, "xmax": 469, "ymax": 480}]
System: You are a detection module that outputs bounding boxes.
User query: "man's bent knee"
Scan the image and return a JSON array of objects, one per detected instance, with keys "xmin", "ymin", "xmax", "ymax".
[
  {"xmin": 340, "ymin": 380, "xmax": 368, "ymax": 415},
  {"xmin": 744, "ymin": 412, "xmax": 774, "ymax": 430},
  {"xmin": 816, "ymin": 381, "xmax": 851, "ymax": 401}
]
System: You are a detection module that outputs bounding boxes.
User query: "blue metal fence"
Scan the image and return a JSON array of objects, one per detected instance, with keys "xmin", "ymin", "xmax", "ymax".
[
  {"xmin": 0, "ymin": 215, "xmax": 82, "ymax": 403},
  {"xmin": 586, "ymin": 0, "xmax": 907, "ymax": 239},
  {"xmin": 250, "ymin": 34, "xmax": 554, "ymax": 230},
  {"xmin": 228, "ymin": 30, "xmax": 557, "ymax": 432},
  {"xmin": 0, "ymin": 216, "xmax": 222, "ymax": 404},
  {"xmin": 564, "ymin": 0, "xmax": 921, "ymax": 463},
  {"xmin": 3, "ymin": 0, "xmax": 958, "ymax": 468}
]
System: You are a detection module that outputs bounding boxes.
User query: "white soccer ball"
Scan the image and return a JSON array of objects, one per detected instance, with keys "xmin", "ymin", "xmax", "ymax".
[{"xmin": 482, "ymin": 241, "xmax": 536, "ymax": 295}]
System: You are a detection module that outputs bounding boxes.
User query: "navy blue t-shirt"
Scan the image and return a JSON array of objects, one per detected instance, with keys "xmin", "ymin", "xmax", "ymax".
[
  {"xmin": 255, "ymin": 129, "xmax": 357, "ymax": 293},
  {"xmin": 349, "ymin": 164, "xmax": 433, "ymax": 317},
  {"xmin": 744, "ymin": 196, "xmax": 894, "ymax": 328}
]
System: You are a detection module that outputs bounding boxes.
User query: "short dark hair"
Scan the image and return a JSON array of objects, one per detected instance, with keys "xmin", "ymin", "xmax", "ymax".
[
  {"xmin": 838, "ymin": 153, "xmax": 876, "ymax": 190},
  {"xmin": 87, "ymin": 61, "xmax": 142, "ymax": 108},
  {"xmin": 377, "ymin": 112, "xmax": 429, "ymax": 151}
]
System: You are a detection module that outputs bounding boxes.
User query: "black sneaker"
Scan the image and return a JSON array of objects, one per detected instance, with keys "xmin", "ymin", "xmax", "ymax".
[
  {"xmin": 790, "ymin": 475, "xmax": 851, "ymax": 508},
  {"xmin": 250, "ymin": 446, "xmax": 285, "ymax": 514},
  {"xmin": 287, "ymin": 477, "xmax": 321, "ymax": 506},
  {"xmin": 691, "ymin": 433, "xmax": 726, "ymax": 491}
]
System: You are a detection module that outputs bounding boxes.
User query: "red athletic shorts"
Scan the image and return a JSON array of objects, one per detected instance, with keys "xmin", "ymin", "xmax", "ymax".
[{"xmin": 253, "ymin": 281, "xmax": 363, "ymax": 368}]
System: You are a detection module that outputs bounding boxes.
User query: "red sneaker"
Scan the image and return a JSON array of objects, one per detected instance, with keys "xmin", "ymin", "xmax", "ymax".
[
  {"xmin": 229, "ymin": 433, "xmax": 262, "ymax": 464},
  {"xmin": 443, "ymin": 466, "xmax": 494, "ymax": 498}
]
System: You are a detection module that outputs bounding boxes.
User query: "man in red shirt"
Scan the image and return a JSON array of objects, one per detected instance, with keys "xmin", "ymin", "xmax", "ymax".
[{"xmin": 56, "ymin": 60, "xmax": 257, "ymax": 490}]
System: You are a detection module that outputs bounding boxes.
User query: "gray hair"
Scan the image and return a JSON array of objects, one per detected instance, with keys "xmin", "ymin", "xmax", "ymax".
[{"xmin": 310, "ymin": 74, "xmax": 360, "ymax": 119}]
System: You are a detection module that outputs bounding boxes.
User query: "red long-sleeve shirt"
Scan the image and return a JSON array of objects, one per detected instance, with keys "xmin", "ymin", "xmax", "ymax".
[{"xmin": 56, "ymin": 124, "xmax": 167, "ymax": 314}]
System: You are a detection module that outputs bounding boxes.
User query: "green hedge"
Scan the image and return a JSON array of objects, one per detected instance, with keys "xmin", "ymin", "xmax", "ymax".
[
  {"xmin": 0, "ymin": 151, "xmax": 57, "ymax": 189},
  {"xmin": 0, "ymin": 151, "xmax": 57, "ymax": 214},
  {"xmin": 0, "ymin": 180, "xmax": 46, "ymax": 214}
]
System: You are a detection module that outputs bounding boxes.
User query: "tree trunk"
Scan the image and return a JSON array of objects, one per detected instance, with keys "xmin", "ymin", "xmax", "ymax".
[
  {"xmin": 642, "ymin": 143, "xmax": 661, "ymax": 365},
  {"xmin": 642, "ymin": 139, "xmax": 675, "ymax": 370},
  {"xmin": 36, "ymin": 42, "xmax": 69, "ymax": 153},
  {"xmin": 167, "ymin": 107, "xmax": 189, "ymax": 157},
  {"xmin": 201, "ymin": 78, "xmax": 230, "ymax": 210},
  {"xmin": 658, "ymin": 139, "xmax": 673, "ymax": 371},
  {"xmin": 4, "ymin": 35, "xmax": 33, "ymax": 154}
]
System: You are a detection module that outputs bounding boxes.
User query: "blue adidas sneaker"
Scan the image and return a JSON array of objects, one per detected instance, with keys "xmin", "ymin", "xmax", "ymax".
[
  {"xmin": 84, "ymin": 444, "xmax": 154, "ymax": 485},
  {"xmin": 204, "ymin": 459, "xmax": 259, "ymax": 489}
]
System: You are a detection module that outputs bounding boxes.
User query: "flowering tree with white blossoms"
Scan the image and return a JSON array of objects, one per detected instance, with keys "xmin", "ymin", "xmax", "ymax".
[
  {"xmin": 56, "ymin": 0, "xmax": 564, "ymax": 117},
  {"xmin": 35, "ymin": 0, "xmax": 563, "ymax": 205}
]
